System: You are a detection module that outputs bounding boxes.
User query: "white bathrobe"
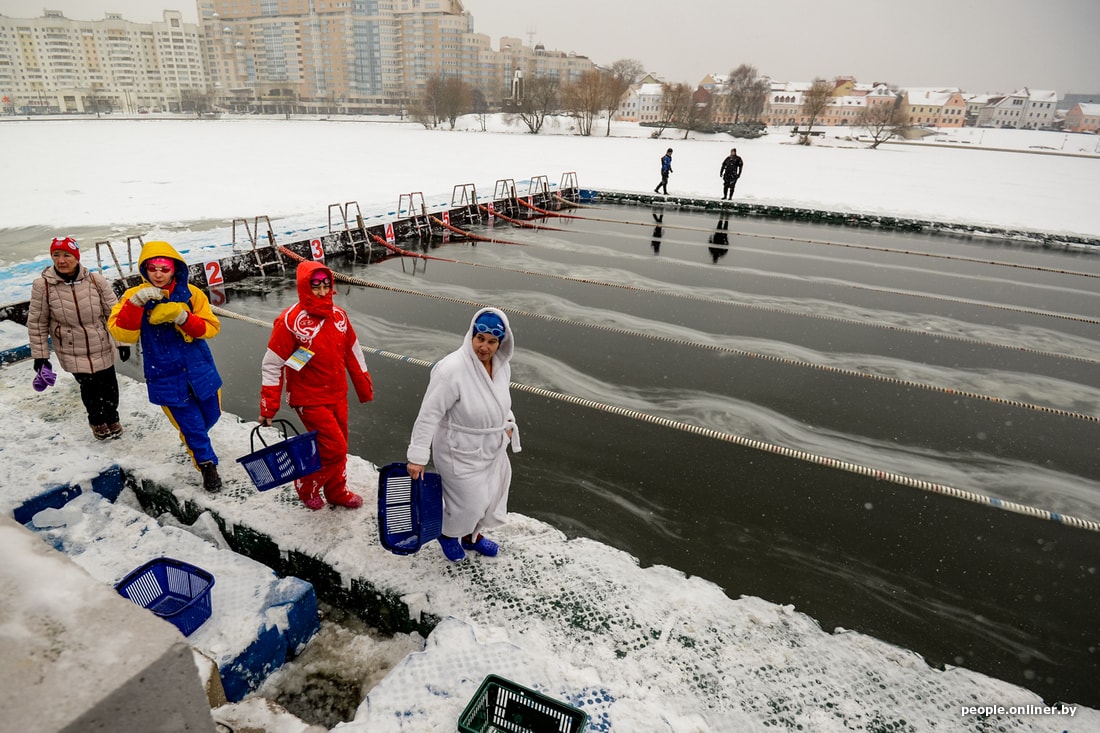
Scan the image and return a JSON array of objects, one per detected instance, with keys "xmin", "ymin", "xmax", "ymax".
[{"xmin": 407, "ymin": 308, "xmax": 521, "ymax": 538}]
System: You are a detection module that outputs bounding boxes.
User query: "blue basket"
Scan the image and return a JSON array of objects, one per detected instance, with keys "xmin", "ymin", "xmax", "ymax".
[
  {"xmin": 378, "ymin": 462, "xmax": 443, "ymax": 555},
  {"xmin": 115, "ymin": 557, "xmax": 215, "ymax": 637},
  {"xmin": 458, "ymin": 674, "xmax": 588, "ymax": 733},
  {"xmin": 236, "ymin": 419, "xmax": 321, "ymax": 491}
]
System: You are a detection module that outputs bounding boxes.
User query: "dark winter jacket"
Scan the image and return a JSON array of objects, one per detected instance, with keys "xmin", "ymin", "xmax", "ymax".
[{"xmin": 721, "ymin": 154, "xmax": 744, "ymax": 181}]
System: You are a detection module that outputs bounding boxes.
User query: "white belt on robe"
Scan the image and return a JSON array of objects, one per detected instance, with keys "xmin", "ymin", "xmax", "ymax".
[{"xmin": 447, "ymin": 418, "xmax": 522, "ymax": 453}]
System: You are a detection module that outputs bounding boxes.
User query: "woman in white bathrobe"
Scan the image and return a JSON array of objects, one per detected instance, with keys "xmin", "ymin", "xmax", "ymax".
[{"xmin": 407, "ymin": 308, "xmax": 521, "ymax": 561}]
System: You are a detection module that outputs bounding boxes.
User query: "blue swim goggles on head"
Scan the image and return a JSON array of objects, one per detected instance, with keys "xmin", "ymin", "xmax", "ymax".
[{"xmin": 473, "ymin": 322, "xmax": 505, "ymax": 339}]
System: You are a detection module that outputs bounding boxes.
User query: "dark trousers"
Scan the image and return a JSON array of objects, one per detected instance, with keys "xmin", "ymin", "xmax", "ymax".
[
  {"xmin": 723, "ymin": 175, "xmax": 740, "ymax": 198},
  {"xmin": 656, "ymin": 172, "xmax": 669, "ymax": 194},
  {"xmin": 73, "ymin": 367, "xmax": 120, "ymax": 426}
]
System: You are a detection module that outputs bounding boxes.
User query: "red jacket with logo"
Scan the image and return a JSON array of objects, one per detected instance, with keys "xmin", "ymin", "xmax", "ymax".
[{"xmin": 259, "ymin": 261, "xmax": 373, "ymax": 418}]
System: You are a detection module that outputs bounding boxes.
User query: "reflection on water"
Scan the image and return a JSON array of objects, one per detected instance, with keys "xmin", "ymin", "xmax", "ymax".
[{"xmin": 204, "ymin": 205, "xmax": 1099, "ymax": 706}]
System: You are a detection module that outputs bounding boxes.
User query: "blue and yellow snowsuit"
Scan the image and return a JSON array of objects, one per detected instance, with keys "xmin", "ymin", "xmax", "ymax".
[{"xmin": 108, "ymin": 241, "xmax": 223, "ymax": 467}]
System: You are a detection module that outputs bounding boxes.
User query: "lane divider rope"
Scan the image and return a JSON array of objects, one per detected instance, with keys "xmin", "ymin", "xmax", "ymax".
[
  {"xmin": 356, "ymin": 229, "xmax": 1100, "ymax": 367},
  {"xmin": 273, "ymin": 244, "xmax": 1098, "ymax": 423},
  {"xmin": 212, "ymin": 302, "xmax": 1100, "ymax": 535},
  {"xmin": 517, "ymin": 197, "xmax": 1100, "ymax": 280},
  {"xmin": 497, "ymin": 219, "xmax": 1100, "ymax": 326}
]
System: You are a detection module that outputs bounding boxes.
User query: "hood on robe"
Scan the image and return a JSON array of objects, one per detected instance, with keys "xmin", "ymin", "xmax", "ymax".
[
  {"xmin": 295, "ymin": 260, "xmax": 334, "ymax": 318},
  {"xmin": 464, "ymin": 307, "xmax": 514, "ymax": 364}
]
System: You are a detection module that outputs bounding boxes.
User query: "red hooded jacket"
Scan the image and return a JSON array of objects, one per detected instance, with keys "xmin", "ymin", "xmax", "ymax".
[{"xmin": 259, "ymin": 261, "xmax": 373, "ymax": 417}]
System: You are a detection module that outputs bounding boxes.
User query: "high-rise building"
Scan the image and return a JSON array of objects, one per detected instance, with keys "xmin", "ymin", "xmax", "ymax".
[
  {"xmin": 0, "ymin": 9, "xmax": 204, "ymax": 115},
  {"xmin": 198, "ymin": 0, "xmax": 594, "ymax": 114}
]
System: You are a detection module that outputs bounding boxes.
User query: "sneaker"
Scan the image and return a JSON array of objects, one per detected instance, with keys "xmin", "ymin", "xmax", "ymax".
[
  {"xmin": 91, "ymin": 424, "xmax": 111, "ymax": 441},
  {"xmin": 326, "ymin": 490, "xmax": 363, "ymax": 509},
  {"xmin": 461, "ymin": 534, "xmax": 499, "ymax": 557},
  {"xmin": 198, "ymin": 461, "xmax": 222, "ymax": 492},
  {"xmin": 107, "ymin": 422, "xmax": 124, "ymax": 439},
  {"xmin": 302, "ymin": 495, "xmax": 325, "ymax": 511},
  {"xmin": 438, "ymin": 536, "xmax": 466, "ymax": 562}
]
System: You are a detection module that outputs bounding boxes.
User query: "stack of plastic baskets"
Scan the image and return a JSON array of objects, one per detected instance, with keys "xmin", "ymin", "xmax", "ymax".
[
  {"xmin": 377, "ymin": 462, "xmax": 443, "ymax": 555},
  {"xmin": 237, "ymin": 419, "xmax": 321, "ymax": 491},
  {"xmin": 115, "ymin": 557, "xmax": 215, "ymax": 637},
  {"xmin": 458, "ymin": 674, "xmax": 588, "ymax": 732}
]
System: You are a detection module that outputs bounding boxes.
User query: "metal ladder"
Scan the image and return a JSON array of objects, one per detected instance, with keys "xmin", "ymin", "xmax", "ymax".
[
  {"xmin": 232, "ymin": 215, "xmax": 284, "ymax": 275},
  {"xmin": 491, "ymin": 178, "xmax": 518, "ymax": 217},
  {"xmin": 525, "ymin": 175, "xmax": 551, "ymax": 209},
  {"xmin": 93, "ymin": 235, "xmax": 144, "ymax": 285},
  {"xmin": 398, "ymin": 192, "xmax": 431, "ymax": 239},
  {"xmin": 450, "ymin": 183, "xmax": 482, "ymax": 226},
  {"xmin": 559, "ymin": 171, "xmax": 580, "ymax": 203},
  {"xmin": 328, "ymin": 201, "xmax": 372, "ymax": 257}
]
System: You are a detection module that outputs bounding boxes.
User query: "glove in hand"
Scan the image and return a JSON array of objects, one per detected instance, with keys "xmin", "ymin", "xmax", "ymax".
[
  {"xmin": 33, "ymin": 358, "xmax": 52, "ymax": 373},
  {"xmin": 148, "ymin": 302, "xmax": 188, "ymax": 325},
  {"xmin": 118, "ymin": 346, "xmax": 131, "ymax": 362},
  {"xmin": 130, "ymin": 286, "xmax": 165, "ymax": 306}
]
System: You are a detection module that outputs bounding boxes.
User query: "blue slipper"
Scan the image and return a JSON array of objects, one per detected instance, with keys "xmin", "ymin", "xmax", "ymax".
[
  {"xmin": 438, "ymin": 536, "xmax": 466, "ymax": 562},
  {"xmin": 461, "ymin": 534, "xmax": 499, "ymax": 557}
]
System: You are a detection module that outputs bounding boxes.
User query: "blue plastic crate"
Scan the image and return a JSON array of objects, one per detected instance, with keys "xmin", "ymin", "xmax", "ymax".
[
  {"xmin": 237, "ymin": 420, "xmax": 321, "ymax": 491},
  {"xmin": 378, "ymin": 462, "xmax": 443, "ymax": 555},
  {"xmin": 458, "ymin": 674, "xmax": 588, "ymax": 733},
  {"xmin": 115, "ymin": 557, "xmax": 215, "ymax": 637}
]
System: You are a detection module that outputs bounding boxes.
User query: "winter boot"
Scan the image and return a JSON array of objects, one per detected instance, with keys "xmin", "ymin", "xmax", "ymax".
[
  {"xmin": 199, "ymin": 461, "xmax": 222, "ymax": 492},
  {"xmin": 438, "ymin": 536, "xmax": 466, "ymax": 562},
  {"xmin": 91, "ymin": 424, "xmax": 111, "ymax": 440},
  {"xmin": 461, "ymin": 534, "xmax": 499, "ymax": 557},
  {"xmin": 107, "ymin": 422, "xmax": 124, "ymax": 439},
  {"xmin": 326, "ymin": 489, "xmax": 363, "ymax": 509}
]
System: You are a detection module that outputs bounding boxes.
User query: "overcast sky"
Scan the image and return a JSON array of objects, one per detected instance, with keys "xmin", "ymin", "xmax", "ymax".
[{"xmin": 4, "ymin": 0, "xmax": 1097, "ymax": 94}]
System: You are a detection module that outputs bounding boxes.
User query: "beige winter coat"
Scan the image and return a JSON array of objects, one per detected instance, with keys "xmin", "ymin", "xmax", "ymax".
[{"xmin": 28, "ymin": 264, "xmax": 119, "ymax": 375}]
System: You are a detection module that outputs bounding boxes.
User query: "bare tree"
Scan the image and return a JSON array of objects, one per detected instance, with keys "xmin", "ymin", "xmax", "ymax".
[
  {"xmin": 608, "ymin": 58, "xmax": 645, "ymax": 87},
  {"xmin": 724, "ymin": 64, "xmax": 769, "ymax": 123},
  {"xmin": 680, "ymin": 86, "xmax": 713, "ymax": 139},
  {"xmin": 439, "ymin": 76, "xmax": 471, "ymax": 130},
  {"xmin": 654, "ymin": 82, "xmax": 692, "ymax": 138},
  {"xmin": 411, "ymin": 74, "xmax": 445, "ymax": 129},
  {"xmin": 858, "ymin": 94, "xmax": 910, "ymax": 149},
  {"xmin": 470, "ymin": 87, "xmax": 490, "ymax": 131},
  {"xmin": 509, "ymin": 75, "xmax": 559, "ymax": 134},
  {"xmin": 601, "ymin": 68, "xmax": 633, "ymax": 137},
  {"xmin": 561, "ymin": 70, "xmax": 606, "ymax": 136},
  {"xmin": 799, "ymin": 77, "xmax": 833, "ymax": 144}
]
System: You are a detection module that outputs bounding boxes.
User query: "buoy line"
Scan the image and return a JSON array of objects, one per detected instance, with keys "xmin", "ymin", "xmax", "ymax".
[
  {"xmin": 211, "ymin": 301, "xmax": 1100, "ymax": 535},
  {"xmin": 353, "ymin": 235, "xmax": 1100, "ymax": 368},
  {"xmin": 269, "ymin": 245, "xmax": 1098, "ymax": 423},
  {"xmin": 516, "ymin": 197, "xmax": 1100, "ymax": 281},
  {"xmin": 485, "ymin": 219, "xmax": 1100, "ymax": 326}
]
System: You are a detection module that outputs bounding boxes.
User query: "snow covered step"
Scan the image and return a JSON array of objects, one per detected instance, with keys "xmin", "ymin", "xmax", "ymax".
[{"xmin": 24, "ymin": 491, "xmax": 320, "ymax": 702}]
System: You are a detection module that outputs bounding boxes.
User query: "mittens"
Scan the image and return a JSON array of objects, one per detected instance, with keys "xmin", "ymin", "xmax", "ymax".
[
  {"xmin": 148, "ymin": 302, "xmax": 189, "ymax": 325},
  {"xmin": 129, "ymin": 286, "xmax": 165, "ymax": 306},
  {"xmin": 118, "ymin": 346, "xmax": 131, "ymax": 362},
  {"xmin": 32, "ymin": 363, "xmax": 57, "ymax": 392}
]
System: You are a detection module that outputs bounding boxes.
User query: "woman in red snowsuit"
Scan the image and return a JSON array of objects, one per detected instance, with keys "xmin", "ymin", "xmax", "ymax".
[{"xmin": 259, "ymin": 261, "xmax": 374, "ymax": 510}]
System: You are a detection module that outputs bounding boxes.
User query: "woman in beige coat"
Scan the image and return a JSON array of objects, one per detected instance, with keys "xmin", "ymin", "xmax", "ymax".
[{"xmin": 27, "ymin": 237, "xmax": 129, "ymax": 440}]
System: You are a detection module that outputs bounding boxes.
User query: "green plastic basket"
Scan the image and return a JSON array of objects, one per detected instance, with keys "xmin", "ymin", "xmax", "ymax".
[{"xmin": 458, "ymin": 674, "xmax": 587, "ymax": 733}]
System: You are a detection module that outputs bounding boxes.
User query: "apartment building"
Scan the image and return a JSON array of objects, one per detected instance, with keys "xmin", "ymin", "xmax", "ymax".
[
  {"xmin": 975, "ymin": 87, "xmax": 1058, "ymax": 129},
  {"xmin": 1064, "ymin": 102, "xmax": 1100, "ymax": 133},
  {"xmin": 0, "ymin": 9, "xmax": 204, "ymax": 114},
  {"xmin": 904, "ymin": 89, "xmax": 968, "ymax": 128},
  {"xmin": 198, "ymin": 0, "xmax": 593, "ymax": 114}
]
